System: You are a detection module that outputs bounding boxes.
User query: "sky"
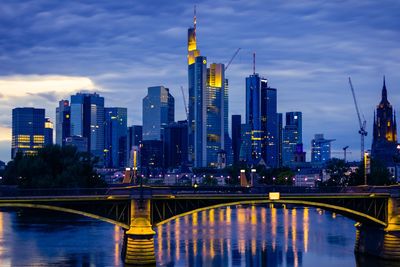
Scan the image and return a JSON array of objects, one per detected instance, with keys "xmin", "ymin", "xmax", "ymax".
[{"xmin": 0, "ymin": 0, "xmax": 399, "ymax": 163}]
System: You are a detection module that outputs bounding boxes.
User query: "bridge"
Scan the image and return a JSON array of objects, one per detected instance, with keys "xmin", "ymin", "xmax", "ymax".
[{"xmin": 0, "ymin": 185, "xmax": 399, "ymax": 266}]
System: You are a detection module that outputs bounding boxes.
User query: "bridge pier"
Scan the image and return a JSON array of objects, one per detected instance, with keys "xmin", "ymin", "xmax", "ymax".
[
  {"xmin": 122, "ymin": 199, "xmax": 156, "ymax": 266},
  {"xmin": 355, "ymin": 197, "xmax": 400, "ymax": 260}
]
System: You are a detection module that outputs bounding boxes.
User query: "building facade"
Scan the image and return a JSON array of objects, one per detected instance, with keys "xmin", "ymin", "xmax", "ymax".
[
  {"xmin": 55, "ymin": 100, "xmax": 70, "ymax": 146},
  {"xmin": 70, "ymin": 92, "xmax": 105, "ymax": 160},
  {"xmin": 104, "ymin": 107, "xmax": 127, "ymax": 168},
  {"xmin": 311, "ymin": 134, "xmax": 334, "ymax": 164},
  {"xmin": 44, "ymin": 117, "xmax": 53, "ymax": 146},
  {"xmin": 164, "ymin": 120, "xmax": 188, "ymax": 169},
  {"xmin": 232, "ymin": 115, "xmax": 242, "ymax": 165},
  {"xmin": 282, "ymin": 112, "xmax": 302, "ymax": 166},
  {"xmin": 187, "ymin": 13, "xmax": 227, "ymax": 168},
  {"xmin": 142, "ymin": 86, "xmax": 174, "ymax": 141},
  {"xmin": 371, "ymin": 77, "xmax": 399, "ymax": 169},
  {"xmin": 244, "ymin": 73, "xmax": 278, "ymax": 167},
  {"xmin": 11, "ymin": 107, "xmax": 45, "ymax": 158}
]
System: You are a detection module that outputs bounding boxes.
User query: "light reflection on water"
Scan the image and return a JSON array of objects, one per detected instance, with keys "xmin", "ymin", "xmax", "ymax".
[
  {"xmin": 155, "ymin": 205, "xmax": 356, "ymax": 267},
  {"xmin": 0, "ymin": 206, "xmax": 397, "ymax": 267}
]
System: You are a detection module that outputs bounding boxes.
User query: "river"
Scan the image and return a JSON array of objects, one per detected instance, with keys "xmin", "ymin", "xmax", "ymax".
[{"xmin": 0, "ymin": 205, "xmax": 396, "ymax": 266}]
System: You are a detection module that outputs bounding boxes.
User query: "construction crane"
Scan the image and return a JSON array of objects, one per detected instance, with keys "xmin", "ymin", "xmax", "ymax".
[
  {"xmin": 225, "ymin": 48, "xmax": 241, "ymax": 71},
  {"xmin": 180, "ymin": 86, "xmax": 188, "ymax": 121},
  {"xmin": 348, "ymin": 77, "xmax": 368, "ymax": 163}
]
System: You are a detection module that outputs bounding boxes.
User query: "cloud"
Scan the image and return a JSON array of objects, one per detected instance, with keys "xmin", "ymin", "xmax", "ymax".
[
  {"xmin": 0, "ymin": 75, "xmax": 96, "ymax": 99},
  {"xmin": 0, "ymin": 0, "xmax": 399, "ymax": 163}
]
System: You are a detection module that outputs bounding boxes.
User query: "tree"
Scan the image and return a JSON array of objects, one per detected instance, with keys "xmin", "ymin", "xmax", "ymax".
[
  {"xmin": 3, "ymin": 145, "xmax": 106, "ymax": 188},
  {"xmin": 323, "ymin": 158, "xmax": 350, "ymax": 186},
  {"xmin": 347, "ymin": 159, "xmax": 394, "ymax": 186},
  {"xmin": 258, "ymin": 167, "xmax": 294, "ymax": 185}
]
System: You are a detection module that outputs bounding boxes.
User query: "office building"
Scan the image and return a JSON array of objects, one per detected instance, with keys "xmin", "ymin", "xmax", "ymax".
[
  {"xmin": 141, "ymin": 140, "xmax": 164, "ymax": 171},
  {"xmin": 187, "ymin": 12, "xmax": 228, "ymax": 167},
  {"xmin": 65, "ymin": 136, "xmax": 88, "ymax": 152},
  {"xmin": 104, "ymin": 107, "xmax": 127, "ymax": 168},
  {"xmin": 311, "ymin": 134, "xmax": 335, "ymax": 164},
  {"xmin": 164, "ymin": 121, "xmax": 188, "ymax": 169},
  {"xmin": 277, "ymin": 113, "xmax": 283, "ymax": 167},
  {"xmin": 232, "ymin": 115, "xmax": 242, "ymax": 165},
  {"xmin": 55, "ymin": 100, "xmax": 70, "ymax": 146},
  {"xmin": 127, "ymin": 125, "xmax": 142, "ymax": 168},
  {"xmin": 282, "ymin": 112, "xmax": 302, "ymax": 166},
  {"xmin": 70, "ymin": 92, "xmax": 105, "ymax": 160},
  {"xmin": 142, "ymin": 86, "xmax": 174, "ymax": 141},
  {"xmin": 245, "ymin": 73, "xmax": 278, "ymax": 167},
  {"xmin": 44, "ymin": 117, "xmax": 53, "ymax": 145},
  {"xmin": 11, "ymin": 107, "xmax": 45, "ymax": 158}
]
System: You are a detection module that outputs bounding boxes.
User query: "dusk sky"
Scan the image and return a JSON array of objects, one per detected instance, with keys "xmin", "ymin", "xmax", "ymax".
[{"xmin": 0, "ymin": 0, "xmax": 399, "ymax": 163}]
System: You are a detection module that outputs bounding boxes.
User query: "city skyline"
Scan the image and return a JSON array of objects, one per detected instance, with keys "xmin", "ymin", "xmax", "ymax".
[{"xmin": 0, "ymin": 0, "xmax": 399, "ymax": 162}]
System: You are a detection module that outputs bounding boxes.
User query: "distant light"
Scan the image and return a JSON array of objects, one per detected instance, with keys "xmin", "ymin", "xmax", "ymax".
[
  {"xmin": 269, "ymin": 192, "xmax": 280, "ymax": 200},
  {"xmin": 251, "ymin": 169, "xmax": 256, "ymax": 173},
  {"xmin": 240, "ymin": 169, "xmax": 245, "ymax": 173}
]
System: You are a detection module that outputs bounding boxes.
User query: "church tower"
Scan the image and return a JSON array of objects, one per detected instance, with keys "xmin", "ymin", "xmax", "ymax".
[{"xmin": 371, "ymin": 77, "xmax": 398, "ymax": 165}]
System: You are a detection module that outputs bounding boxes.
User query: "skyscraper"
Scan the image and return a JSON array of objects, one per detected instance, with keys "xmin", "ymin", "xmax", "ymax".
[
  {"xmin": 311, "ymin": 134, "xmax": 334, "ymax": 164},
  {"xmin": 11, "ymin": 107, "xmax": 45, "ymax": 158},
  {"xmin": 142, "ymin": 86, "xmax": 174, "ymax": 141},
  {"xmin": 187, "ymin": 10, "xmax": 227, "ymax": 168},
  {"xmin": 44, "ymin": 117, "xmax": 53, "ymax": 145},
  {"xmin": 277, "ymin": 113, "xmax": 283, "ymax": 167},
  {"xmin": 104, "ymin": 107, "xmax": 127, "ymax": 168},
  {"xmin": 371, "ymin": 77, "xmax": 399, "ymax": 167},
  {"xmin": 55, "ymin": 100, "xmax": 70, "ymax": 146},
  {"xmin": 232, "ymin": 115, "xmax": 242, "ymax": 165},
  {"xmin": 70, "ymin": 92, "xmax": 105, "ymax": 160},
  {"xmin": 164, "ymin": 120, "xmax": 188, "ymax": 169},
  {"xmin": 127, "ymin": 125, "xmax": 142, "ymax": 168},
  {"xmin": 282, "ymin": 111, "xmax": 302, "ymax": 166},
  {"xmin": 245, "ymin": 73, "xmax": 278, "ymax": 167}
]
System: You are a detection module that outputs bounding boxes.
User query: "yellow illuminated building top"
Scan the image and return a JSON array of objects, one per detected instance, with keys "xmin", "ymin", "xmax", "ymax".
[{"xmin": 208, "ymin": 63, "xmax": 223, "ymax": 88}]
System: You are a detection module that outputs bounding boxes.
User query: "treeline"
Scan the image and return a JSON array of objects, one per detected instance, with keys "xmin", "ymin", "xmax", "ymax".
[{"xmin": 2, "ymin": 145, "xmax": 106, "ymax": 188}]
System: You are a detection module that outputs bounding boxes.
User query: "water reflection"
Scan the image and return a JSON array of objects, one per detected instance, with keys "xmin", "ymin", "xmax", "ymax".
[
  {"xmin": 155, "ymin": 205, "xmax": 395, "ymax": 267},
  {"xmin": 0, "ymin": 206, "xmax": 397, "ymax": 266}
]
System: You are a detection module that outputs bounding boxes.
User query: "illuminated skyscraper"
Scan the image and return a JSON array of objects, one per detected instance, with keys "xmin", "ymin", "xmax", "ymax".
[
  {"xmin": 11, "ymin": 107, "xmax": 45, "ymax": 158},
  {"xmin": 142, "ymin": 86, "xmax": 174, "ymax": 141},
  {"xmin": 371, "ymin": 77, "xmax": 399, "ymax": 168},
  {"xmin": 55, "ymin": 100, "xmax": 70, "ymax": 146},
  {"xmin": 311, "ymin": 134, "xmax": 334, "ymax": 164},
  {"xmin": 70, "ymin": 92, "xmax": 104, "ymax": 160},
  {"xmin": 187, "ymin": 9, "xmax": 228, "ymax": 167},
  {"xmin": 245, "ymin": 74, "xmax": 278, "ymax": 167},
  {"xmin": 104, "ymin": 107, "xmax": 127, "ymax": 168},
  {"xmin": 44, "ymin": 117, "xmax": 53, "ymax": 145},
  {"xmin": 282, "ymin": 111, "xmax": 302, "ymax": 166}
]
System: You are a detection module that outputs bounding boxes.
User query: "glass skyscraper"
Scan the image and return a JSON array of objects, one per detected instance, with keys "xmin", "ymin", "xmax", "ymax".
[
  {"xmin": 231, "ymin": 115, "xmax": 242, "ymax": 165},
  {"xmin": 55, "ymin": 100, "xmax": 70, "ymax": 146},
  {"xmin": 44, "ymin": 117, "xmax": 53, "ymax": 145},
  {"xmin": 164, "ymin": 120, "xmax": 188, "ymax": 169},
  {"xmin": 245, "ymin": 74, "xmax": 278, "ymax": 167},
  {"xmin": 70, "ymin": 92, "xmax": 104, "ymax": 160},
  {"xmin": 142, "ymin": 86, "xmax": 174, "ymax": 141},
  {"xmin": 187, "ymin": 13, "xmax": 227, "ymax": 168},
  {"xmin": 11, "ymin": 107, "xmax": 45, "ymax": 158},
  {"xmin": 311, "ymin": 134, "xmax": 334, "ymax": 164},
  {"xmin": 104, "ymin": 107, "xmax": 127, "ymax": 168},
  {"xmin": 282, "ymin": 111, "xmax": 302, "ymax": 166}
]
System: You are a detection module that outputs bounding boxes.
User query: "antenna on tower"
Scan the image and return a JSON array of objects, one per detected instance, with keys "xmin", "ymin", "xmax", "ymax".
[
  {"xmin": 253, "ymin": 52, "xmax": 256, "ymax": 75},
  {"xmin": 194, "ymin": 5, "xmax": 197, "ymax": 31}
]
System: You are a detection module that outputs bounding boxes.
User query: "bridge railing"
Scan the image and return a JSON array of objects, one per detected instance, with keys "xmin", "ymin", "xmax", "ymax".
[{"xmin": 0, "ymin": 186, "xmax": 110, "ymax": 197}]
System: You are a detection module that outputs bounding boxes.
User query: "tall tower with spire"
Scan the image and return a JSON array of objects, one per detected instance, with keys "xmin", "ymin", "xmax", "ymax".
[
  {"xmin": 371, "ymin": 76, "xmax": 398, "ymax": 166},
  {"xmin": 187, "ymin": 7, "xmax": 227, "ymax": 168}
]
